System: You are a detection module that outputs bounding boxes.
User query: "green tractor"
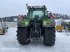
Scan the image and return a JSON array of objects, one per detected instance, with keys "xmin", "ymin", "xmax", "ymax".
[{"xmin": 17, "ymin": 5, "xmax": 55, "ymax": 46}]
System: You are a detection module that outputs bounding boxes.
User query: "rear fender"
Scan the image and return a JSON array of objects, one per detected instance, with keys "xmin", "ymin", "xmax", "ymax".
[
  {"xmin": 42, "ymin": 18, "xmax": 55, "ymax": 27},
  {"xmin": 18, "ymin": 18, "xmax": 31, "ymax": 27}
]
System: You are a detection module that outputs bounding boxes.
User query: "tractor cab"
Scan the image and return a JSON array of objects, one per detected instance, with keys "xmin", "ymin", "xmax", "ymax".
[{"xmin": 27, "ymin": 5, "xmax": 47, "ymax": 19}]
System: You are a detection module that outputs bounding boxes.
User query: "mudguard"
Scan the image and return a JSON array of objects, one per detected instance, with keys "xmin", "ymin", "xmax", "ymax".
[
  {"xmin": 18, "ymin": 18, "xmax": 30, "ymax": 27},
  {"xmin": 42, "ymin": 18, "xmax": 55, "ymax": 27}
]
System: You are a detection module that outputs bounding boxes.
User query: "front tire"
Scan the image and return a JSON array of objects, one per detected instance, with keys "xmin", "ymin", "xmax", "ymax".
[{"xmin": 43, "ymin": 27, "xmax": 55, "ymax": 46}]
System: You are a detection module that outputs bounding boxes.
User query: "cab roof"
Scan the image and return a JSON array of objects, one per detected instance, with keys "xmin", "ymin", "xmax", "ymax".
[{"xmin": 27, "ymin": 5, "xmax": 47, "ymax": 10}]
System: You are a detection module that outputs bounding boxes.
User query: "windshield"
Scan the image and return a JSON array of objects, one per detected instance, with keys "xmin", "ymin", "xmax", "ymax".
[{"xmin": 30, "ymin": 11, "xmax": 44, "ymax": 19}]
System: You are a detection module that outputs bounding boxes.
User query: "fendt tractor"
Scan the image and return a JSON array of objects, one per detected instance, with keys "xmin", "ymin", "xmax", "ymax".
[{"xmin": 17, "ymin": 5, "xmax": 56, "ymax": 46}]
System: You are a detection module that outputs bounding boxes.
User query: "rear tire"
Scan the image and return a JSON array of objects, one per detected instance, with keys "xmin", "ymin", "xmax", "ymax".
[
  {"xmin": 43, "ymin": 27, "xmax": 55, "ymax": 46},
  {"xmin": 17, "ymin": 27, "xmax": 30, "ymax": 45}
]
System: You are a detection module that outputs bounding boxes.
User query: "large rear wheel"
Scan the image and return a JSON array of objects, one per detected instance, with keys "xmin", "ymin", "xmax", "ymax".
[
  {"xmin": 43, "ymin": 27, "xmax": 55, "ymax": 46},
  {"xmin": 17, "ymin": 27, "xmax": 30, "ymax": 45}
]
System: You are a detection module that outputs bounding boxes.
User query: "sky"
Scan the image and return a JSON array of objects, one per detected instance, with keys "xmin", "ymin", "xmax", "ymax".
[{"xmin": 0, "ymin": 0, "xmax": 70, "ymax": 17}]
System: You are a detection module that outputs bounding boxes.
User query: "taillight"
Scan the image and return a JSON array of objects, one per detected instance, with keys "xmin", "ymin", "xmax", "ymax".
[{"xmin": 19, "ymin": 15, "xmax": 24, "ymax": 20}]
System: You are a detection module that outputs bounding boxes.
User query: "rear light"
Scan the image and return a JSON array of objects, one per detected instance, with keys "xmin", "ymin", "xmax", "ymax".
[{"xmin": 19, "ymin": 15, "xmax": 25, "ymax": 20}]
